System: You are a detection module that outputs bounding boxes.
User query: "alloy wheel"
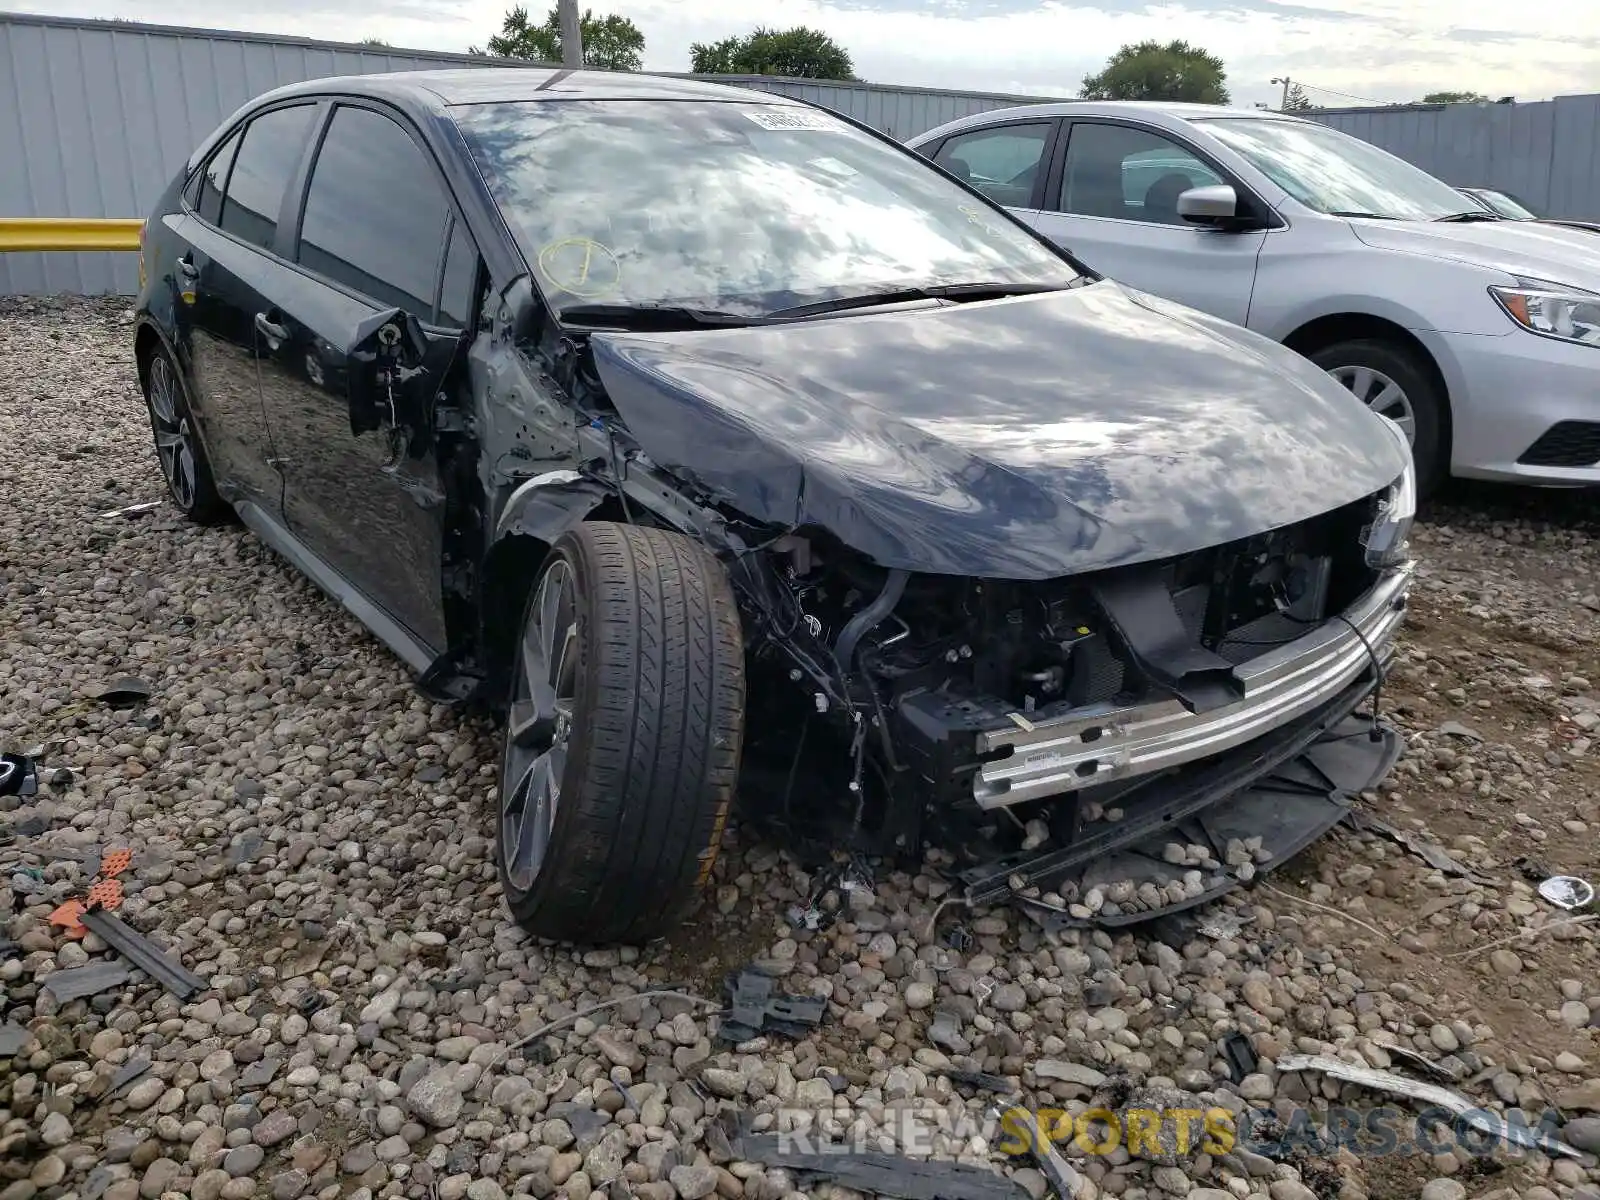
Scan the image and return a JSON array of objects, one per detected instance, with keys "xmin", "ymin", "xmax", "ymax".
[
  {"xmin": 501, "ymin": 559, "xmax": 580, "ymax": 892},
  {"xmin": 1328, "ymin": 364, "xmax": 1417, "ymax": 445},
  {"xmin": 147, "ymin": 356, "xmax": 199, "ymax": 510}
]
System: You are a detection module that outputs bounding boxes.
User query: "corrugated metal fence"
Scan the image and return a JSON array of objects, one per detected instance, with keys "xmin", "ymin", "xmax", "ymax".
[
  {"xmin": 0, "ymin": 11, "xmax": 1055, "ymax": 295},
  {"xmin": 1309, "ymin": 96, "xmax": 1600, "ymax": 223}
]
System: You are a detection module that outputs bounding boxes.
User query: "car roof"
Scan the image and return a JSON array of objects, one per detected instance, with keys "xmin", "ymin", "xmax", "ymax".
[
  {"xmin": 256, "ymin": 67, "xmax": 803, "ymax": 110},
  {"xmin": 187, "ymin": 67, "xmax": 814, "ymax": 179},
  {"xmin": 907, "ymin": 99, "xmax": 1312, "ymax": 143}
]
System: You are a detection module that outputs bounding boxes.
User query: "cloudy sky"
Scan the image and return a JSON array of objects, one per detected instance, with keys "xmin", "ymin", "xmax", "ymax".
[{"xmin": 16, "ymin": 0, "xmax": 1600, "ymax": 109}]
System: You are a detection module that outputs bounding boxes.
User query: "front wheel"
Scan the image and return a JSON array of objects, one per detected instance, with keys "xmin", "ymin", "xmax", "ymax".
[
  {"xmin": 1310, "ymin": 338, "xmax": 1446, "ymax": 497},
  {"xmin": 496, "ymin": 522, "xmax": 746, "ymax": 945}
]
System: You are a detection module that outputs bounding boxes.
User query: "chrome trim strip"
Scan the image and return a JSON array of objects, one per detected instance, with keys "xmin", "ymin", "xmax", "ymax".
[{"xmin": 973, "ymin": 563, "xmax": 1413, "ymax": 808}]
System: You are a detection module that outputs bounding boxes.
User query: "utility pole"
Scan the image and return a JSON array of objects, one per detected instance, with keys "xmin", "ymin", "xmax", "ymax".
[
  {"xmin": 558, "ymin": 0, "xmax": 583, "ymax": 67},
  {"xmin": 1270, "ymin": 76, "xmax": 1291, "ymax": 110}
]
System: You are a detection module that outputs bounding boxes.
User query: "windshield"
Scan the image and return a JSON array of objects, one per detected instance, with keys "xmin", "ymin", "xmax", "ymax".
[
  {"xmin": 1197, "ymin": 117, "xmax": 1472, "ymax": 221},
  {"xmin": 455, "ymin": 100, "xmax": 1083, "ymax": 317},
  {"xmin": 1474, "ymin": 188, "xmax": 1539, "ymax": 220}
]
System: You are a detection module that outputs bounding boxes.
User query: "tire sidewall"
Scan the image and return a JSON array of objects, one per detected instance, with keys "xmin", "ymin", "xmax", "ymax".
[
  {"xmin": 142, "ymin": 345, "xmax": 220, "ymax": 518},
  {"xmin": 1311, "ymin": 339, "xmax": 1445, "ymax": 495},
  {"xmin": 496, "ymin": 532, "xmax": 595, "ymax": 914}
]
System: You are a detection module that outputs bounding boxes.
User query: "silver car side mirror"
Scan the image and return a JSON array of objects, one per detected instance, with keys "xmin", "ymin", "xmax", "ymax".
[{"xmin": 1177, "ymin": 184, "xmax": 1238, "ymax": 225}]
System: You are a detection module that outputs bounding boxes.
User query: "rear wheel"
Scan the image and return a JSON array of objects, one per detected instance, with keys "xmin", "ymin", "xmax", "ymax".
[
  {"xmin": 1310, "ymin": 338, "xmax": 1446, "ymax": 496},
  {"xmin": 497, "ymin": 522, "xmax": 746, "ymax": 944},
  {"xmin": 141, "ymin": 346, "xmax": 230, "ymax": 524}
]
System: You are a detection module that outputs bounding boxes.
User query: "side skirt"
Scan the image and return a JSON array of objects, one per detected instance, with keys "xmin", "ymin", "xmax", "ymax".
[{"xmin": 234, "ymin": 501, "xmax": 439, "ymax": 677}]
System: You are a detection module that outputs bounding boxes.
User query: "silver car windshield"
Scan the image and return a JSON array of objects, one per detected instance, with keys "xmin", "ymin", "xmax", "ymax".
[
  {"xmin": 455, "ymin": 99, "xmax": 1082, "ymax": 315},
  {"xmin": 1475, "ymin": 188, "xmax": 1538, "ymax": 220},
  {"xmin": 1198, "ymin": 117, "xmax": 1471, "ymax": 221}
]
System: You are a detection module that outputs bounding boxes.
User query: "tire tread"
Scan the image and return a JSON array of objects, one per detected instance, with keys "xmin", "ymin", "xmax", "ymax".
[{"xmin": 501, "ymin": 521, "xmax": 744, "ymax": 944}]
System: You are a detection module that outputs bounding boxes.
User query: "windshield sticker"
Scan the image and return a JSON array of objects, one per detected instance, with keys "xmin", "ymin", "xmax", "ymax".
[
  {"xmin": 538, "ymin": 237, "xmax": 622, "ymax": 298},
  {"xmin": 744, "ymin": 109, "xmax": 843, "ymax": 132}
]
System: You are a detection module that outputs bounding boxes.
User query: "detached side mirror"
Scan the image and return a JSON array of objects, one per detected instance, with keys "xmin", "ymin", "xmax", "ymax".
[
  {"xmin": 347, "ymin": 308, "xmax": 430, "ymax": 437},
  {"xmin": 1177, "ymin": 184, "xmax": 1240, "ymax": 227}
]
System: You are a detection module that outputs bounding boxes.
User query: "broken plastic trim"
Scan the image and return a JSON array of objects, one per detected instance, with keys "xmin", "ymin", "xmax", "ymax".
[
  {"xmin": 79, "ymin": 909, "xmax": 206, "ymax": 1001},
  {"xmin": 1276, "ymin": 1054, "xmax": 1589, "ymax": 1161}
]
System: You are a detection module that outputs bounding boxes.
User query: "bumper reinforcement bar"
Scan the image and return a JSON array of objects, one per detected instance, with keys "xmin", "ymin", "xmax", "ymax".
[{"xmin": 972, "ymin": 563, "xmax": 1412, "ymax": 808}]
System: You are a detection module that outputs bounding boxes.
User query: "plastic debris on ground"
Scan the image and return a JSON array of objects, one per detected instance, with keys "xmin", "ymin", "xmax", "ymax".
[
  {"xmin": 1220, "ymin": 1031, "xmax": 1258, "ymax": 1083},
  {"xmin": 81, "ymin": 909, "xmax": 206, "ymax": 1000},
  {"xmin": 1276, "ymin": 1054, "xmax": 1589, "ymax": 1161},
  {"xmin": 1345, "ymin": 809, "xmax": 1489, "ymax": 881},
  {"xmin": 98, "ymin": 500, "xmax": 164, "ymax": 519},
  {"xmin": 1539, "ymin": 876, "xmax": 1596, "ymax": 910},
  {"xmin": 89, "ymin": 676, "xmax": 153, "ymax": 709},
  {"xmin": 936, "ymin": 1066, "xmax": 1018, "ymax": 1095},
  {"xmin": 42, "ymin": 961, "xmax": 134, "ymax": 1002},
  {"xmin": 993, "ymin": 1103, "xmax": 1089, "ymax": 1200},
  {"xmin": 733, "ymin": 1132, "xmax": 1029, "ymax": 1200},
  {"xmin": 718, "ymin": 965, "xmax": 825, "ymax": 1044},
  {"xmin": 107, "ymin": 1058, "xmax": 152, "ymax": 1095},
  {"xmin": 0, "ymin": 754, "xmax": 39, "ymax": 798}
]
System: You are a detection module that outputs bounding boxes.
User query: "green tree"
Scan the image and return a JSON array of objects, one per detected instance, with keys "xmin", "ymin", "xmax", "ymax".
[
  {"xmin": 1422, "ymin": 90, "xmax": 1489, "ymax": 104},
  {"xmin": 476, "ymin": 5, "xmax": 645, "ymax": 70},
  {"xmin": 361, "ymin": 37, "xmax": 391, "ymax": 46},
  {"xmin": 689, "ymin": 26, "xmax": 856, "ymax": 80},
  {"xmin": 1281, "ymin": 82, "xmax": 1313, "ymax": 111},
  {"xmin": 1079, "ymin": 40, "xmax": 1230, "ymax": 104}
]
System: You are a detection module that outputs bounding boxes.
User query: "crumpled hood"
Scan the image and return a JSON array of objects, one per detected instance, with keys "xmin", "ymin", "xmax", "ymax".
[
  {"xmin": 1350, "ymin": 217, "xmax": 1600, "ymax": 286},
  {"xmin": 590, "ymin": 281, "xmax": 1408, "ymax": 578}
]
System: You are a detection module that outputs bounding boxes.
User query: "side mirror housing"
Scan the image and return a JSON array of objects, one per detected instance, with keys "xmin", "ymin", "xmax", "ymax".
[
  {"xmin": 347, "ymin": 308, "xmax": 430, "ymax": 436},
  {"xmin": 1177, "ymin": 184, "xmax": 1240, "ymax": 226}
]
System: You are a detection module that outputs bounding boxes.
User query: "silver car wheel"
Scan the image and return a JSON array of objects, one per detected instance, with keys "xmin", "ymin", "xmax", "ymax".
[
  {"xmin": 500, "ymin": 558, "xmax": 579, "ymax": 893},
  {"xmin": 1328, "ymin": 364, "xmax": 1417, "ymax": 445},
  {"xmin": 147, "ymin": 355, "xmax": 198, "ymax": 510}
]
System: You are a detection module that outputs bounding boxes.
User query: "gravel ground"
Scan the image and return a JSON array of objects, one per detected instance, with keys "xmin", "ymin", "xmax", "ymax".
[{"xmin": 3, "ymin": 296, "xmax": 1599, "ymax": 1200}]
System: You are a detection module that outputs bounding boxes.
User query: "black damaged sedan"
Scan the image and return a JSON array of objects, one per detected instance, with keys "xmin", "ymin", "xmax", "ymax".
[{"xmin": 134, "ymin": 69, "xmax": 1415, "ymax": 944}]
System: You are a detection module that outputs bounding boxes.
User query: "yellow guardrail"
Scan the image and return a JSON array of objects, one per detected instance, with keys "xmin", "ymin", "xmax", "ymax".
[{"xmin": 0, "ymin": 218, "xmax": 144, "ymax": 252}]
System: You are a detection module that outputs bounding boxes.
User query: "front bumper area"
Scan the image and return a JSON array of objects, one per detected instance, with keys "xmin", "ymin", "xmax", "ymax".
[
  {"xmin": 1420, "ymin": 327, "xmax": 1600, "ymax": 485},
  {"xmin": 970, "ymin": 563, "xmax": 1412, "ymax": 808}
]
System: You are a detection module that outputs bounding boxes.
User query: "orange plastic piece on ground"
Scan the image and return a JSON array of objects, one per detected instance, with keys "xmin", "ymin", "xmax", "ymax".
[
  {"xmin": 86, "ymin": 878, "xmax": 125, "ymax": 911},
  {"xmin": 49, "ymin": 899, "xmax": 87, "ymax": 938},
  {"xmin": 100, "ymin": 849, "xmax": 132, "ymax": 878}
]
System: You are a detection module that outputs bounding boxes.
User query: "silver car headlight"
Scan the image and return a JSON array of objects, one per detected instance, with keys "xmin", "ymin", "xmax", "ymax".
[
  {"xmin": 1363, "ymin": 416, "xmax": 1415, "ymax": 569},
  {"xmin": 1489, "ymin": 278, "xmax": 1600, "ymax": 347}
]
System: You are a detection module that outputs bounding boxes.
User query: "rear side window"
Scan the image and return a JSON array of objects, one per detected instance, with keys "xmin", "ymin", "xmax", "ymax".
[
  {"xmin": 934, "ymin": 123, "xmax": 1053, "ymax": 208},
  {"xmin": 195, "ymin": 130, "xmax": 241, "ymax": 226},
  {"xmin": 297, "ymin": 105, "xmax": 449, "ymax": 315},
  {"xmin": 220, "ymin": 105, "xmax": 316, "ymax": 251}
]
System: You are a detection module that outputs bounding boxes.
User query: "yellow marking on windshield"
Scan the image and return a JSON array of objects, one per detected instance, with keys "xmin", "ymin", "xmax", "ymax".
[{"xmin": 538, "ymin": 237, "xmax": 622, "ymax": 298}]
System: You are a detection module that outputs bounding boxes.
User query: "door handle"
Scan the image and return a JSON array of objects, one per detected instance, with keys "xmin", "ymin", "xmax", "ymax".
[
  {"xmin": 255, "ymin": 312, "xmax": 288, "ymax": 342},
  {"xmin": 176, "ymin": 256, "xmax": 198, "ymax": 280}
]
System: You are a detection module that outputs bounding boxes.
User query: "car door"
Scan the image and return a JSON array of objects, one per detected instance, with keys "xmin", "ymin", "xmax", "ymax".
[
  {"xmin": 160, "ymin": 103, "xmax": 319, "ymax": 509},
  {"xmin": 250, "ymin": 100, "xmax": 476, "ymax": 657},
  {"xmin": 1029, "ymin": 120, "xmax": 1267, "ymax": 326}
]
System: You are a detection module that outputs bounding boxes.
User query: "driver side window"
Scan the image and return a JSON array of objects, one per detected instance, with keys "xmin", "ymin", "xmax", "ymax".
[
  {"xmin": 1060, "ymin": 123, "xmax": 1222, "ymax": 226},
  {"xmin": 933, "ymin": 123, "xmax": 1053, "ymax": 209}
]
